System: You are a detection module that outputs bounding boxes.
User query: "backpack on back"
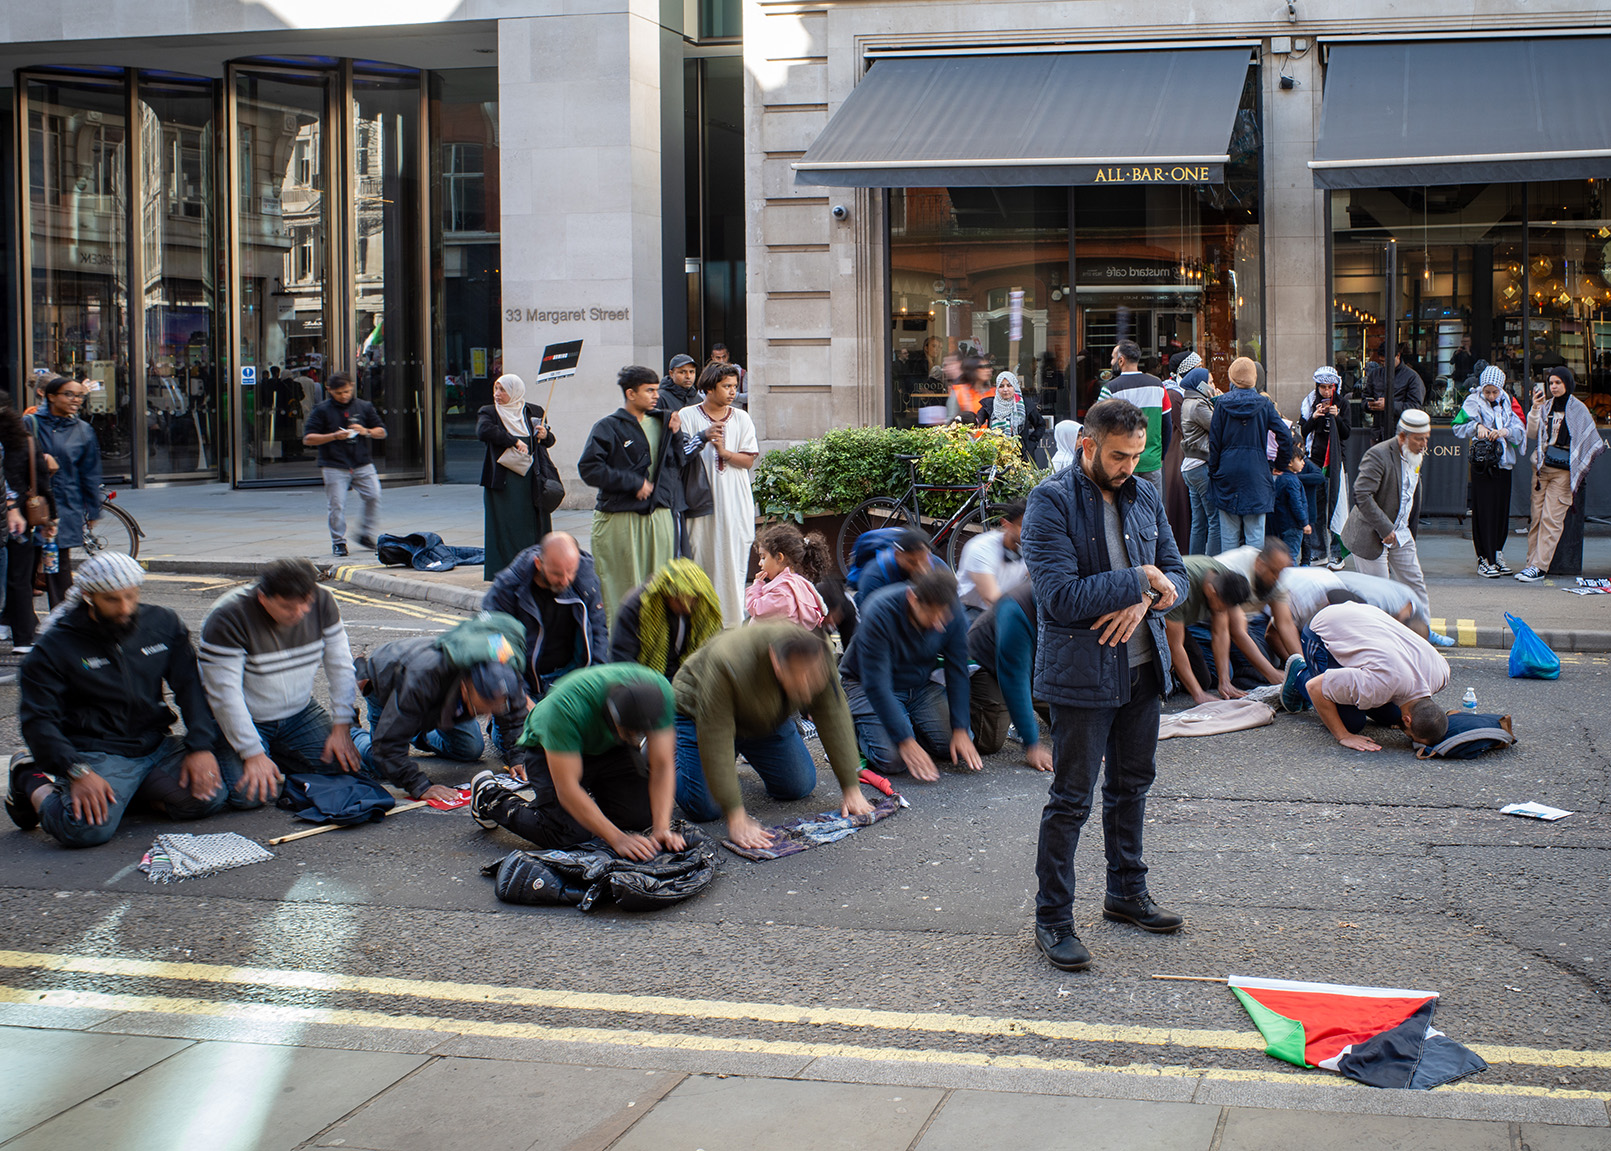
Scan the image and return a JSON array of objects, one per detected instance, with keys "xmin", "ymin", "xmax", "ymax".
[{"xmin": 435, "ymin": 611, "xmax": 527, "ymax": 672}]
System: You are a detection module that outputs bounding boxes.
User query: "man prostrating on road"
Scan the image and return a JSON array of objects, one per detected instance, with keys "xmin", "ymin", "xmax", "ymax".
[
  {"xmin": 470, "ymin": 664, "xmax": 685, "ymax": 860},
  {"xmin": 1022, "ymin": 398, "xmax": 1191, "ymax": 972}
]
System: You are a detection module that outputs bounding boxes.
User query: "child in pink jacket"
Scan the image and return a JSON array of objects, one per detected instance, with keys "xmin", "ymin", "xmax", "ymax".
[{"xmin": 745, "ymin": 523, "xmax": 829, "ymax": 630}]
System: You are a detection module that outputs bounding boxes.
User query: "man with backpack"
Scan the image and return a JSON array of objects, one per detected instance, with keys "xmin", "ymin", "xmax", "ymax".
[{"xmin": 352, "ymin": 613, "xmax": 529, "ymax": 803}]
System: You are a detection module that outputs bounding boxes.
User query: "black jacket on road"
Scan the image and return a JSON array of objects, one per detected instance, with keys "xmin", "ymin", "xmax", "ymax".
[
  {"xmin": 20, "ymin": 604, "xmax": 223, "ymax": 774},
  {"xmin": 577, "ymin": 408, "xmax": 687, "ymax": 515},
  {"xmin": 356, "ymin": 637, "xmax": 528, "ymax": 797}
]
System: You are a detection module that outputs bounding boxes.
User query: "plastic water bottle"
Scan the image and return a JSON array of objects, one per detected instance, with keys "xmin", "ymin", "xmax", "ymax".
[
  {"xmin": 1462, "ymin": 687, "xmax": 1477, "ymax": 711},
  {"xmin": 42, "ymin": 537, "xmax": 58, "ymax": 575}
]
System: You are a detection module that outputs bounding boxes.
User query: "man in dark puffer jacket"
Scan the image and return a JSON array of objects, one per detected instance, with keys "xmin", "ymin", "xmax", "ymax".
[{"xmin": 1021, "ymin": 399, "xmax": 1190, "ymax": 973}]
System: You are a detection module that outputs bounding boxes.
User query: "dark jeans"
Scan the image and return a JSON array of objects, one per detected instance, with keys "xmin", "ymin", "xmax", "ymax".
[
  {"xmin": 235, "ymin": 701, "xmax": 345, "ymax": 807},
  {"xmin": 482, "ymin": 743, "xmax": 651, "ymax": 848},
  {"xmin": 353, "ymin": 696, "xmax": 485, "ymax": 773},
  {"xmin": 673, "ymin": 714, "xmax": 818, "ymax": 822},
  {"xmin": 1293, "ymin": 626, "xmax": 1403, "ymax": 732},
  {"xmin": 1035, "ymin": 661, "xmax": 1162, "ymax": 928},
  {"xmin": 1185, "ymin": 616, "xmax": 1271, "ymax": 691},
  {"xmin": 842, "ymin": 675, "xmax": 950, "ymax": 775},
  {"xmin": 36, "ymin": 736, "xmax": 242, "ymax": 849}
]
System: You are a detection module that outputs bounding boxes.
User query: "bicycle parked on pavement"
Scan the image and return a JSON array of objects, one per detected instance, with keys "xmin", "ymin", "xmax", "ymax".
[
  {"xmin": 81, "ymin": 487, "xmax": 143, "ymax": 560},
  {"xmin": 836, "ymin": 454, "xmax": 1011, "ymax": 577}
]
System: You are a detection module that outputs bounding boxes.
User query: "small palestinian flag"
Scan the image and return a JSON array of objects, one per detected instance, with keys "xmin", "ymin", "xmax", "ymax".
[{"xmin": 1229, "ymin": 975, "xmax": 1488, "ymax": 1090}]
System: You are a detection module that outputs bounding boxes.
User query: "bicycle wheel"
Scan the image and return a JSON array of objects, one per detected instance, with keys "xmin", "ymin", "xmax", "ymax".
[
  {"xmin": 82, "ymin": 502, "xmax": 140, "ymax": 560},
  {"xmin": 944, "ymin": 502, "xmax": 1013, "ymax": 571},
  {"xmin": 837, "ymin": 497, "xmax": 915, "ymax": 578}
]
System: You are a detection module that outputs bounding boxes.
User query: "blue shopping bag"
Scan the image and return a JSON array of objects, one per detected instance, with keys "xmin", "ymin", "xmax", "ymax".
[{"xmin": 1505, "ymin": 613, "xmax": 1561, "ymax": 680}]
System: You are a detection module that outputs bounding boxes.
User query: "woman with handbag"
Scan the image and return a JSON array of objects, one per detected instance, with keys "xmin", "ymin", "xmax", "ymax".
[
  {"xmin": 0, "ymin": 401, "xmax": 41, "ymax": 648},
  {"xmin": 1516, "ymin": 365, "xmax": 1604, "ymax": 583},
  {"xmin": 676, "ymin": 363, "xmax": 757, "ymax": 627},
  {"xmin": 1452, "ymin": 365, "xmax": 1525, "ymax": 577},
  {"xmin": 477, "ymin": 373, "xmax": 559, "ymax": 580}
]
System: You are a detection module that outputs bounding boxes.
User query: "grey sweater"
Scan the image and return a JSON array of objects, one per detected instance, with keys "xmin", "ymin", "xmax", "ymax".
[{"xmin": 198, "ymin": 584, "xmax": 358, "ymax": 760}]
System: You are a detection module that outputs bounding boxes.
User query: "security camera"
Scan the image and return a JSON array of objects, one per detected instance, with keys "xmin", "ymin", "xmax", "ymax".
[{"xmin": 831, "ymin": 204, "xmax": 849, "ymax": 221}]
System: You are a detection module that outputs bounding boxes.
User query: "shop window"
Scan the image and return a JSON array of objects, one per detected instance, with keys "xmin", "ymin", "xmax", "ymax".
[{"xmin": 1330, "ymin": 180, "xmax": 1609, "ymax": 425}]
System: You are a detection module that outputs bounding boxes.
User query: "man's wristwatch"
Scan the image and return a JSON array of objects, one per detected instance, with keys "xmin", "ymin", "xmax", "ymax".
[{"xmin": 1145, "ymin": 588, "xmax": 1163, "ymax": 608}]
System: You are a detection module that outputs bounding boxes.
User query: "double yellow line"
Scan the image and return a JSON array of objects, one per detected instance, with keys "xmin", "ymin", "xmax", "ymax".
[{"xmin": 2, "ymin": 950, "xmax": 1607, "ymax": 1098}]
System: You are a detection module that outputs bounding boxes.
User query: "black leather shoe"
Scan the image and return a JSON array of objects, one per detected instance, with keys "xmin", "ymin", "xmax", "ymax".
[
  {"xmin": 1034, "ymin": 923, "xmax": 1092, "ymax": 971},
  {"xmin": 1103, "ymin": 893, "xmax": 1185, "ymax": 933}
]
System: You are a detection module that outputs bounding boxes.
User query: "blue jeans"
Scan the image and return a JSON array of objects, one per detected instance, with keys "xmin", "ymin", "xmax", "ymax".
[
  {"xmin": 1182, "ymin": 466, "xmax": 1219, "ymax": 555},
  {"xmin": 1219, "ymin": 510, "xmax": 1265, "ymax": 550},
  {"xmin": 1036, "ymin": 661, "xmax": 1162, "ymax": 927},
  {"xmin": 842, "ymin": 675, "xmax": 951, "ymax": 775},
  {"xmin": 673, "ymin": 714, "xmax": 818, "ymax": 822},
  {"xmin": 1292, "ymin": 627, "xmax": 1403, "ymax": 733},
  {"xmin": 1185, "ymin": 615, "xmax": 1271, "ymax": 692},
  {"xmin": 37, "ymin": 736, "xmax": 237, "ymax": 849},
  {"xmin": 1280, "ymin": 528, "xmax": 1305, "ymax": 567},
  {"xmin": 353, "ymin": 696, "xmax": 485, "ymax": 776}
]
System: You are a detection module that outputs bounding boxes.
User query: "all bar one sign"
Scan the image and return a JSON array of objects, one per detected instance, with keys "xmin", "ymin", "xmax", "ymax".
[{"xmin": 1093, "ymin": 165, "xmax": 1215, "ymax": 183}]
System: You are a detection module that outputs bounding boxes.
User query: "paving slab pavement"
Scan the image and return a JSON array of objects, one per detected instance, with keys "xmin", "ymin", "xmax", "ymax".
[
  {"xmin": 108, "ymin": 482, "xmax": 1611, "ymax": 650},
  {"xmin": 2, "ymin": 1020, "xmax": 1608, "ymax": 1151}
]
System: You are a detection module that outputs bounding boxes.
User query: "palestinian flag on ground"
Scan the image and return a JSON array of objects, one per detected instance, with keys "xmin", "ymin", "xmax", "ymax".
[{"xmin": 1229, "ymin": 975, "xmax": 1488, "ymax": 1090}]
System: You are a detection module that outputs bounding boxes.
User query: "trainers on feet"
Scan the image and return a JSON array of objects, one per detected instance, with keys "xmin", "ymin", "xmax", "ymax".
[
  {"xmin": 469, "ymin": 769, "xmax": 505, "ymax": 829},
  {"xmin": 332, "ymin": 540, "xmax": 350, "ymax": 557},
  {"xmin": 1034, "ymin": 923, "xmax": 1092, "ymax": 971},
  {"xmin": 1477, "ymin": 558, "xmax": 1496, "ymax": 578},
  {"xmin": 5, "ymin": 752, "xmax": 47, "ymax": 831},
  {"xmin": 796, "ymin": 717, "xmax": 819, "ymax": 741},
  {"xmin": 1493, "ymin": 554, "xmax": 1512, "ymax": 574},
  {"xmin": 1326, "ymin": 557, "xmax": 1346, "ymax": 571},
  {"xmin": 1280, "ymin": 653, "xmax": 1309, "ymax": 713},
  {"xmin": 1515, "ymin": 567, "xmax": 1544, "ymax": 583}
]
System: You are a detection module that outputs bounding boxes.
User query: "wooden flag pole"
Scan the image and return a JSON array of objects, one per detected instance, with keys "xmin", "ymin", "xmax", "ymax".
[
  {"xmin": 1150, "ymin": 974, "xmax": 1229, "ymax": 983},
  {"xmin": 267, "ymin": 799, "xmax": 430, "ymax": 846}
]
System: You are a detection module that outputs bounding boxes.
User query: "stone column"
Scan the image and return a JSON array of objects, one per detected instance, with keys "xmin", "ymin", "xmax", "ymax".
[
  {"xmin": 1261, "ymin": 41, "xmax": 1329, "ymax": 418},
  {"xmin": 498, "ymin": 3, "xmax": 666, "ymax": 505}
]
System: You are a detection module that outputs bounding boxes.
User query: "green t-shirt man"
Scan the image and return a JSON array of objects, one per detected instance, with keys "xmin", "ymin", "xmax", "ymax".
[
  {"xmin": 1166, "ymin": 556, "xmax": 1228, "ymax": 629},
  {"xmin": 519, "ymin": 663, "xmax": 675, "ymax": 756}
]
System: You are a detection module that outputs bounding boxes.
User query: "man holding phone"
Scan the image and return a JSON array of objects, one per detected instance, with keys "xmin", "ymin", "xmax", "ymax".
[{"xmin": 303, "ymin": 371, "xmax": 387, "ymax": 557}]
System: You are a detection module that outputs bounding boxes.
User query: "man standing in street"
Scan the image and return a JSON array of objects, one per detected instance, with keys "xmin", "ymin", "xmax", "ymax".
[
  {"xmin": 1363, "ymin": 343, "xmax": 1426, "ymax": 443},
  {"xmin": 302, "ymin": 371, "xmax": 386, "ymax": 558},
  {"xmin": 657, "ymin": 353, "xmax": 700, "ymax": 413},
  {"xmin": 198, "ymin": 557, "xmax": 361, "ymax": 805},
  {"xmin": 1341, "ymin": 409, "xmax": 1430, "ymax": 610},
  {"xmin": 1021, "ymin": 398, "xmax": 1190, "ymax": 972},
  {"xmin": 9, "ymin": 553, "xmax": 239, "ymax": 846},
  {"xmin": 1097, "ymin": 339, "xmax": 1171, "ymax": 493},
  {"xmin": 482, "ymin": 533, "xmax": 608, "ymax": 720},
  {"xmin": 578, "ymin": 365, "xmax": 686, "ymax": 624}
]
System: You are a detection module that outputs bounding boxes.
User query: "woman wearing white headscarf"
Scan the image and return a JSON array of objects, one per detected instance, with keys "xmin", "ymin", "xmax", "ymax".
[
  {"xmin": 477, "ymin": 373, "xmax": 558, "ymax": 579},
  {"xmin": 978, "ymin": 371, "xmax": 1043, "ymax": 462},
  {"xmin": 1049, "ymin": 419, "xmax": 1083, "ymax": 473},
  {"xmin": 1452, "ymin": 364, "xmax": 1525, "ymax": 576}
]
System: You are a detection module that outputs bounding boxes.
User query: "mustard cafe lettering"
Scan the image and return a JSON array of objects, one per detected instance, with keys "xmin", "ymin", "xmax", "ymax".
[{"xmin": 1092, "ymin": 165, "xmax": 1214, "ymax": 184}]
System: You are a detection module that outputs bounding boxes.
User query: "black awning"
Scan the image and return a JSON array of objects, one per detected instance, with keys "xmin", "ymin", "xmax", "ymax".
[
  {"xmin": 792, "ymin": 49, "xmax": 1252, "ymax": 189},
  {"xmin": 1312, "ymin": 39, "xmax": 1611, "ymax": 189}
]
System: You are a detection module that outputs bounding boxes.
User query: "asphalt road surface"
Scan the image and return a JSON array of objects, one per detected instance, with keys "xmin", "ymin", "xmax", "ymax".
[{"xmin": 1, "ymin": 576, "xmax": 1607, "ymax": 1097}]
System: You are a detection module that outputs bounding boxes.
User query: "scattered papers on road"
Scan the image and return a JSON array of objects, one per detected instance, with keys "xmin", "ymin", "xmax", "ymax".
[{"xmin": 1500, "ymin": 802, "xmax": 1573, "ymax": 821}]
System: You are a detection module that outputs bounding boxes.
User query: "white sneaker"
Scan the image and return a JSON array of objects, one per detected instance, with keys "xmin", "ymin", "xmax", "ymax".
[{"xmin": 1514, "ymin": 567, "xmax": 1544, "ymax": 583}]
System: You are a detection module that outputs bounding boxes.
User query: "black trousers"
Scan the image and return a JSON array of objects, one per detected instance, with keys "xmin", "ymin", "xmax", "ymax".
[
  {"xmin": 3, "ymin": 538, "xmax": 38, "ymax": 646},
  {"xmin": 1470, "ymin": 466, "xmax": 1513, "ymax": 563},
  {"xmin": 486, "ymin": 744, "xmax": 652, "ymax": 849}
]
